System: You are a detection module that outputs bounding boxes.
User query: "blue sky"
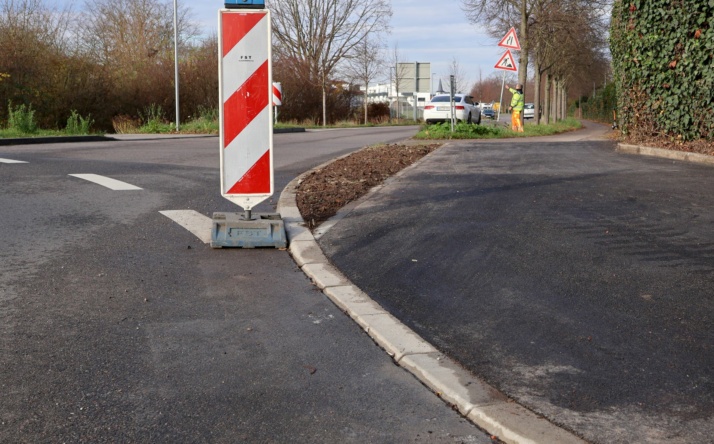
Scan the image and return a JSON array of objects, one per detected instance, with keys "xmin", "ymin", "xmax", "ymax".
[{"xmin": 56, "ymin": 0, "xmax": 512, "ymax": 89}]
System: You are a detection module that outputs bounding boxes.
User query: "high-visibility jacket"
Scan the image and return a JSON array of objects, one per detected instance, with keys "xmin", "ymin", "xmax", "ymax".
[{"xmin": 509, "ymin": 88, "xmax": 525, "ymax": 111}]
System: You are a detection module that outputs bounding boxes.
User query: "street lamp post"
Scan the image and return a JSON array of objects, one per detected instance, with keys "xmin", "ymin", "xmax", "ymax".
[{"xmin": 173, "ymin": 0, "xmax": 180, "ymax": 132}]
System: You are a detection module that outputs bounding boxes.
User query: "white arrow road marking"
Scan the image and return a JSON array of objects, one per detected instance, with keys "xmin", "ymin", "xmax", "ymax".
[
  {"xmin": 159, "ymin": 210, "xmax": 213, "ymax": 244},
  {"xmin": 69, "ymin": 174, "xmax": 142, "ymax": 191},
  {"xmin": 0, "ymin": 158, "xmax": 28, "ymax": 164}
]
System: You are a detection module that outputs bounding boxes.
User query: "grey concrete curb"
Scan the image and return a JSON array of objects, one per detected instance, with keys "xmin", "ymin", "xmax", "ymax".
[
  {"xmin": 274, "ymin": 127, "xmax": 306, "ymax": 134},
  {"xmin": 617, "ymin": 143, "xmax": 714, "ymax": 166},
  {"xmin": 0, "ymin": 128, "xmax": 304, "ymax": 146},
  {"xmin": 276, "ymin": 146, "xmax": 587, "ymax": 444},
  {"xmin": 0, "ymin": 135, "xmax": 115, "ymax": 146}
]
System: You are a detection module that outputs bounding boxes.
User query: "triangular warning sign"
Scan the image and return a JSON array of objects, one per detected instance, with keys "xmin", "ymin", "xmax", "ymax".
[
  {"xmin": 498, "ymin": 27, "xmax": 521, "ymax": 50},
  {"xmin": 494, "ymin": 50, "xmax": 518, "ymax": 72}
]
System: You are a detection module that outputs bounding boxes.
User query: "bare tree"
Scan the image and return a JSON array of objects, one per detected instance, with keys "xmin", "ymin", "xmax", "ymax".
[
  {"xmin": 343, "ymin": 36, "xmax": 386, "ymax": 124},
  {"xmin": 463, "ymin": 0, "xmax": 612, "ymax": 124},
  {"xmin": 75, "ymin": 0, "xmax": 198, "ymax": 123},
  {"xmin": 529, "ymin": 0, "xmax": 611, "ymax": 123},
  {"xmin": 0, "ymin": 0, "xmax": 73, "ymax": 125},
  {"xmin": 448, "ymin": 57, "xmax": 470, "ymax": 94},
  {"xmin": 461, "ymin": 0, "xmax": 533, "ymax": 94},
  {"xmin": 389, "ymin": 43, "xmax": 410, "ymax": 121},
  {"xmin": 269, "ymin": 0, "xmax": 392, "ymax": 126},
  {"xmin": 78, "ymin": 0, "xmax": 196, "ymax": 68}
]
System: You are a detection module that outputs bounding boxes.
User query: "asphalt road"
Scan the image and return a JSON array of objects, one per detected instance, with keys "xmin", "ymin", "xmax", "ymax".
[
  {"xmin": 0, "ymin": 127, "xmax": 492, "ymax": 443},
  {"xmin": 318, "ymin": 123, "xmax": 714, "ymax": 443}
]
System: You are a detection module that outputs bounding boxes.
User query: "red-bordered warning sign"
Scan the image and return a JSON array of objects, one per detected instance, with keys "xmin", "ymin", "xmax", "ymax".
[
  {"xmin": 498, "ymin": 27, "xmax": 521, "ymax": 50},
  {"xmin": 218, "ymin": 9, "xmax": 273, "ymax": 211},
  {"xmin": 494, "ymin": 50, "xmax": 518, "ymax": 72}
]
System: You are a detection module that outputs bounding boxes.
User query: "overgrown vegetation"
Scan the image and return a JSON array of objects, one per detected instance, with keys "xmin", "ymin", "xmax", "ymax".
[
  {"xmin": 7, "ymin": 102, "xmax": 38, "ymax": 134},
  {"xmin": 578, "ymin": 82, "xmax": 618, "ymax": 124},
  {"xmin": 610, "ymin": 0, "xmax": 713, "ymax": 149},
  {"xmin": 64, "ymin": 110, "xmax": 94, "ymax": 135},
  {"xmin": 0, "ymin": 0, "xmax": 216, "ymax": 132},
  {"xmin": 414, "ymin": 118, "xmax": 582, "ymax": 140}
]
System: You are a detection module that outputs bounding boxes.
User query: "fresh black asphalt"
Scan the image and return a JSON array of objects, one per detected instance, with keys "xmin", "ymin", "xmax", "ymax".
[
  {"xmin": 318, "ymin": 130, "xmax": 714, "ymax": 443},
  {"xmin": 0, "ymin": 130, "xmax": 492, "ymax": 443}
]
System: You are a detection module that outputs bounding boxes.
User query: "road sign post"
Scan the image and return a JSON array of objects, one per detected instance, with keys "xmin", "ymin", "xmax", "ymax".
[
  {"xmin": 213, "ymin": 4, "xmax": 286, "ymax": 248},
  {"xmin": 495, "ymin": 28, "xmax": 521, "ymax": 122},
  {"xmin": 273, "ymin": 82, "xmax": 282, "ymax": 125}
]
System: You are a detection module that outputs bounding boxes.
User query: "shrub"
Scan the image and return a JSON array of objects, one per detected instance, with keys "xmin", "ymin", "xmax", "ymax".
[
  {"xmin": 65, "ymin": 110, "xmax": 94, "ymax": 135},
  {"xmin": 610, "ymin": 0, "xmax": 713, "ymax": 142},
  {"xmin": 416, "ymin": 122, "xmax": 504, "ymax": 139},
  {"xmin": 111, "ymin": 115, "xmax": 140, "ymax": 134},
  {"xmin": 139, "ymin": 104, "xmax": 166, "ymax": 131},
  {"xmin": 7, "ymin": 102, "xmax": 38, "ymax": 134}
]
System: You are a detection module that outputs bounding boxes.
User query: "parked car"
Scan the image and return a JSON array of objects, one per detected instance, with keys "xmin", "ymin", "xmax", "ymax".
[
  {"xmin": 423, "ymin": 94, "xmax": 481, "ymax": 124},
  {"xmin": 523, "ymin": 103, "xmax": 535, "ymax": 119},
  {"xmin": 481, "ymin": 107, "xmax": 496, "ymax": 120}
]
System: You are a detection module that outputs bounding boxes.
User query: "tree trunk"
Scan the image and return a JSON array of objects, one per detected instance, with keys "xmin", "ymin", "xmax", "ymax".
[
  {"xmin": 544, "ymin": 73, "xmax": 550, "ymax": 125},
  {"xmin": 322, "ymin": 82, "xmax": 327, "ymax": 127},
  {"xmin": 534, "ymin": 62, "xmax": 542, "ymax": 125},
  {"xmin": 552, "ymin": 76, "xmax": 558, "ymax": 122},
  {"xmin": 518, "ymin": 0, "xmax": 528, "ymax": 129},
  {"xmin": 560, "ymin": 82, "xmax": 566, "ymax": 120},
  {"xmin": 555, "ymin": 78, "xmax": 563, "ymax": 122},
  {"xmin": 561, "ymin": 85, "xmax": 567, "ymax": 120},
  {"xmin": 364, "ymin": 81, "xmax": 369, "ymax": 125}
]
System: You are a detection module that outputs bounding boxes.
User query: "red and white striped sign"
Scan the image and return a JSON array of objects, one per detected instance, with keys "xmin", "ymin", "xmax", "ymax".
[
  {"xmin": 218, "ymin": 9, "xmax": 273, "ymax": 210},
  {"xmin": 272, "ymin": 82, "xmax": 282, "ymax": 106}
]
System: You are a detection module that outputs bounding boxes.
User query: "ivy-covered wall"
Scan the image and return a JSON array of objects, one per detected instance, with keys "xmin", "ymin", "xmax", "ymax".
[{"xmin": 610, "ymin": 0, "xmax": 713, "ymax": 142}]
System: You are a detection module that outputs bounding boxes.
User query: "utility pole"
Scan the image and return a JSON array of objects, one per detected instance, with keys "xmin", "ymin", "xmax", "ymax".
[{"xmin": 173, "ymin": 0, "xmax": 180, "ymax": 132}]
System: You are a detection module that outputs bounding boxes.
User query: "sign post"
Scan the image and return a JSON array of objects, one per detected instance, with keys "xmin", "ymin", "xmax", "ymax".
[
  {"xmin": 495, "ymin": 28, "xmax": 521, "ymax": 122},
  {"xmin": 212, "ymin": 0, "xmax": 286, "ymax": 248},
  {"xmin": 273, "ymin": 82, "xmax": 282, "ymax": 125}
]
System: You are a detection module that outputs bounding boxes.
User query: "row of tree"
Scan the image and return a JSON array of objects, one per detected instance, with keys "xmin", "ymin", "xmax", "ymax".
[
  {"xmin": 462, "ymin": 0, "xmax": 613, "ymax": 124},
  {"xmin": 1, "ymin": 0, "xmax": 613, "ymax": 131},
  {"xmin": 0, "ymin": 0, "xmax": 217, "ymax": 131},
  {"xmin": 0, "ymin": 0, "xmax": 394, "ymax": 131}
]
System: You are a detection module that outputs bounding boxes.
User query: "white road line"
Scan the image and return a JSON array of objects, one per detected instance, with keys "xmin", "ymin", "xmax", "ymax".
[
  {"xmin": 159, "ymin": 210, "xmax": 213, "ymax": 244},
  {"xmin": 69, "ymin": 174, "xmax": 142, "ymax": 190},
  {"xmin": 0, "ymin": 158, "xmax": 28, "ymax": 164}
]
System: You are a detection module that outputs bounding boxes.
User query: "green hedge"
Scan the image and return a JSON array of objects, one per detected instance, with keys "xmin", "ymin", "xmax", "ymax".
[
  {"xmin": 610, "ymin": 0, "xmax": 713, "ymax": 141},
  {"xmin": 579, "ymin": 82, "xmax": 618, "ymax": 124}
]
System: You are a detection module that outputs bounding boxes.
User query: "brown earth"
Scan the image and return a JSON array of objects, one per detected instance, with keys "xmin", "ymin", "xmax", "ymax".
[
  {"xmin": 296, "ymin": 143, "xmax": 442, "ymax": 229},
  {"xmin": 623, "ymin": 135, "xmax": 713, "ymax": 156}
]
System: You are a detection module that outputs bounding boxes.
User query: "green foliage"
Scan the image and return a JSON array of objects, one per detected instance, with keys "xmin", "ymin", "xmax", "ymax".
[
  {"xmin": 181, "ymin": 106, "xmax": 219, "ymax": 133},
  {"xmin": 417, "ymin": 122, "xmax": 504, "ymax": 139},
  {"xmin": 415, "ymin": 119, "xmax": 582, "ymax": 140},
  {"xmin": 65, "ymin": 110, "xmax": 94, "ymax": 135},
  {"xmin": 138, "ymin": 104, "xmax": 171, "ymax": 133},
  {"xmin": 7, "ymin": 101, "xmax": 38, "ymax": 134},
  {"xmin": 579, "ymin": 82, "xmax": 618, "ymax": 124},
  {"xmin": 610, "ymin": 0, "xmax": 713, "ymax": 141}
]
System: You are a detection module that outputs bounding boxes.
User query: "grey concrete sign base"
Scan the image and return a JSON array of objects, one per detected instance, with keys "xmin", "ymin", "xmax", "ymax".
[{"xmin": 210, "ymin": 212, "xmax": 287, "ymax": 249}]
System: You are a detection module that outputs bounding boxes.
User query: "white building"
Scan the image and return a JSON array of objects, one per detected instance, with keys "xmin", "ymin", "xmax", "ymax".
[{"xmin": 362, "ymin": 81, "xmax": 433, "ymax": 120}]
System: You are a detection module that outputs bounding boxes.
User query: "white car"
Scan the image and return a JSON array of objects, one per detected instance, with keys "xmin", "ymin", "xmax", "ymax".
[
  {"xmin": 423, "ymin": 94, "xmax": 481, "ymax": 125},
  {"xmin": 523, "ymin": 103, "xmax": 535, "ymax": 119}
]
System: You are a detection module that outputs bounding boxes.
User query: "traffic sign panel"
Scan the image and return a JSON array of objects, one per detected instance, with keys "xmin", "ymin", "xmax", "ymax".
[
  {"xmin": 498, "ymin": 27, "xmax": 521, "ymax": 50},
  {"xmin": 218, "ymin": 9, "xmax": 273, "ymax": 211},
  {"xmin": 494, "ymin": 50, "xmax": 518, "ymax": 72},
  {"xmin": 273, "ymin": 82, "xmax": 282, "ymax": 106}
]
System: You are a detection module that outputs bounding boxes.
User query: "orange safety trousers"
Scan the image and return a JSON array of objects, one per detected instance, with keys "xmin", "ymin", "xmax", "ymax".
[{"xmin": 511, "ymin": 110, "xmax": 524, "ymax": 132}]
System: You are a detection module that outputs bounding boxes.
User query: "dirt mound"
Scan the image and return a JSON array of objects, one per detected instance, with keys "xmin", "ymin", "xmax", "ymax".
[{"xmin": 296, "ymin": 143, "xmax": 441, "ymax": 229}]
